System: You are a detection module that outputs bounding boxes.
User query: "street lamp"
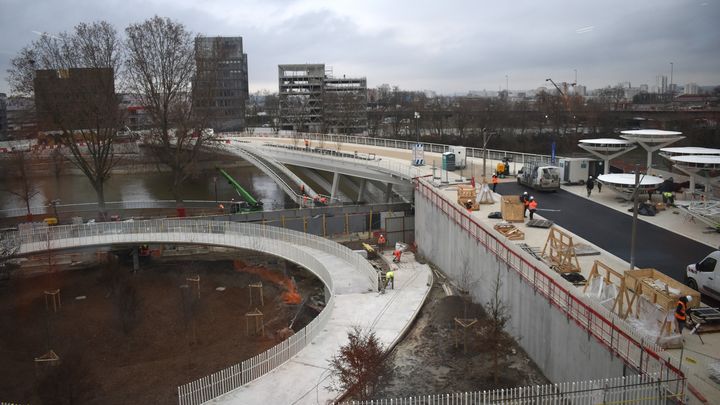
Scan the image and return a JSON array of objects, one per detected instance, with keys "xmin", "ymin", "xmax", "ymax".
[
  {"xmin": 414, "ymin": 111, "xmax": 420, "ymax": 143},
  {"xmin": 49, "ymin": 199, "xmax": 61, "ymax": 222},
  {"xmin": 212, "ymin": 176, "xmax": 218, "ymax": 204}
]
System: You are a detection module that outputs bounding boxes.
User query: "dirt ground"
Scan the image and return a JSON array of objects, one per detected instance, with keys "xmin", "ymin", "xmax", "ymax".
[
  {"xmin": 0, "ymin": 252, "xmax": 323, "ymax": 405},
  {"xmin": 374, "ymin": 272, "xmax": 549, "ymax": 399}
]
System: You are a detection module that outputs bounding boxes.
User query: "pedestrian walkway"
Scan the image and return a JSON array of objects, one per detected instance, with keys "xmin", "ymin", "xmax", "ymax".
[{"xmin": 211, "ymin": 252, "xmax": 432, "ymax": 405}]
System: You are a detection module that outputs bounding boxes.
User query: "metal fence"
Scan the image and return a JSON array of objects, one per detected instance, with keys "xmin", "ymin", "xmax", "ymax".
[
  {"xmin": 7, "ymin": 219, "xmax": 379, "ymax": 404},
  {"xmin": 222, "ymin": 131, "xmax": 558, "ymax": 168},
  {"xmin": 414, "ymin": 178, "xmax": 686, "ymax": 398},
  {"xmin": 344, "ymin": 373, "xmax": 680, "ymax": 405}
]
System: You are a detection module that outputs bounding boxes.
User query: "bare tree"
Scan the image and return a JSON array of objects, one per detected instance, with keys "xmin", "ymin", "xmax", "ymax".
[
  {"xmin": 7, "ymin": 21, "xmax": 124, "ymax": 220},
  {"xmin": 124, "ymin": 16, "xmax": 216, "ymax": 216},
  {"xmin": 0, "ymin": 150, "xmax": 41, "ymax": 221},
  {"xmin": 480, "ymin": 267, "xmax": 514, "ymax": 384},
  {"xmin": 328, "ymin": 326, "xmax": 390, "ymax": 400}
]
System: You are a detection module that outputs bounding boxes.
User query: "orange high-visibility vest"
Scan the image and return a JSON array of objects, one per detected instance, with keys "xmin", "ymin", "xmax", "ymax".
[
  {"xmin": 675, "ymin": 300, "xmax": 687, "ymax": 321},
  {"xmin": 529, "ymin": 200, "xmax": 538, "ymax": 210},
  {"xmin": 378, "ymin": 235, "xmax": 386, "ymax": 245},
  {"xmin": 492, "ymin": 176, "xmax": 499, "ymax": 185}
]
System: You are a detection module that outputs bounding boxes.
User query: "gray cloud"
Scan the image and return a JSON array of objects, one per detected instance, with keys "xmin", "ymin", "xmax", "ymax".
[{"xmin": 1, "ymin": 0, "xmax": 718, "ymax": 95}]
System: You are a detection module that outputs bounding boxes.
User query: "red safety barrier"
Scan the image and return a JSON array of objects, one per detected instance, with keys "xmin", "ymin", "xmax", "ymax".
[{"xmin": 414, "ymin": 178, "xmax": 685, "ymax": 389}]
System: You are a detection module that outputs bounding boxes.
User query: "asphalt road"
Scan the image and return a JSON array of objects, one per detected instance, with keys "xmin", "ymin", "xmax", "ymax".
[{"xmin": 497, "ymin": 182, "xmax": 715, "ymax": 283}]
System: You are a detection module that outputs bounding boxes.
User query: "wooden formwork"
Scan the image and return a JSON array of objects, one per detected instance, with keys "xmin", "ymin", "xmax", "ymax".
[
  {"xmin": 500, "ymin": 195, "xmax": 524, "ymax": 223},
  {"xmin": 456, "ymin": 185, "xmax": 479, "ymax": 211},
  {"xmin": 542, "ymin": 227, "xmax": 580, "ymax": 274},
  {"xmin": 583, "ymin": 260, "xmax": 630, "ymax": 317},
  {"xmin": 623, "ymin": 268, "xmax": 701, "ymax": 319}
]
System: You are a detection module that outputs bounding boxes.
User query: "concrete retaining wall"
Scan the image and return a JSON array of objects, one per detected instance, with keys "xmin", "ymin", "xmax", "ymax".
[{"xmin": 414, "ymin": 191, "xmax": 629, "ymax": 383}]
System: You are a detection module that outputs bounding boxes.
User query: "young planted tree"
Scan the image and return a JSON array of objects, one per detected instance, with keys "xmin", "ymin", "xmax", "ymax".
[
  {"xmin": 124, "ymin": 16, "xmax": 216, "ymax": 216},
  {"xmin": 329, "ymin": 326, "xmax": 390, "ymax": 400},
  {"xmin": 480, "ymin": 267, "xmax": 514, "ymax": 384},
  {"xmin": 7, "ymin": 21, "xmax": 124, "ymax": 220}
]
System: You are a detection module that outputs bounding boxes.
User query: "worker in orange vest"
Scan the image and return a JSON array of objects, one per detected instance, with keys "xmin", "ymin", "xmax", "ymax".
[
  {"xmin": 675, "ymin": 295, "xmax": 692, "ymax": 333},
  {"xmin": 377, "ymin": 234, "xmax": 386, "ymax": 251},
  {"xmin": 528, "ymin": 196, "xmax": 538, "ymax": 220},
  {"xmin": 491, "ymin": 173, "xmax": 499, "ymax": 192},
  {"xmin": 392, "ymin": 249, "xmax": 402, "ymax": 263}
]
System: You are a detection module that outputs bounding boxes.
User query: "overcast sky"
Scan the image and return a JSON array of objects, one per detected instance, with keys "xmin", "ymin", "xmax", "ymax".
[{"xmin": 1, "ymin": 0, "xmax": 718, "ymax": 95}]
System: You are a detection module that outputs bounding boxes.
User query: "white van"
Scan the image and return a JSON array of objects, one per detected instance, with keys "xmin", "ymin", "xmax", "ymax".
[
  {"xmin": 517, "ymin": 163, "xmax": 561, "ymax": 191},
  {"xmin": 686, "ymin": 251, "xmax": 720, "ymax": 300}
]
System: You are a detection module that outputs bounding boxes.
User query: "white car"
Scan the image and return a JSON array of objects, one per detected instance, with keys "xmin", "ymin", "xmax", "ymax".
[{"xmin": 686, "ymin": 250, "xmax": 720, "ymax": 301}]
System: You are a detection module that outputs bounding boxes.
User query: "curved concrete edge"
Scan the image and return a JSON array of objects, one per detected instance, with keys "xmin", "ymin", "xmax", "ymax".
[{"xmin": 210, "ymin": 253, "xmax": 433, "ymax": 405}]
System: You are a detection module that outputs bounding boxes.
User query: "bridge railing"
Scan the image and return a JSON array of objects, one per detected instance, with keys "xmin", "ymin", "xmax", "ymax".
[
  {"xmin": 414, "ymin": 178, "xmax": 686, "ymax": 398},
  {"xmin": 222, "ymin": 132, "xmax": 558, "ymax": 168}
]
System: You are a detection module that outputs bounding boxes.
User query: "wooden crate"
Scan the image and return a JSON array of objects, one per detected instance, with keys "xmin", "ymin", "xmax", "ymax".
[
  {"xmin": 501, "ymin": 195, "xmax": 524, "ymax": 223},
  {"xmin": 456, "ymin": 185, "xmax": 479, "ymax": 211},
  {"xmin": 624, "ymin": 268, "xmax": 700, "ymax": 317}
]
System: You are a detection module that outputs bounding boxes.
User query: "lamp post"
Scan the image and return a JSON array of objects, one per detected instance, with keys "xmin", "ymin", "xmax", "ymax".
[
  {"xmin": 50, "ymin": 199, "xmax": 60, "ymax": 222},
  {"xmin": 212, "ymin": 176, "xmax": 218, "ymax": 205},
  {"xmin": 414, "ymin": 111, "xmax": 420, "ymax": 143}
]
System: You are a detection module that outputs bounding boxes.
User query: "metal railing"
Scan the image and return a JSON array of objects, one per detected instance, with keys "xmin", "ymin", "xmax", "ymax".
[
  {"xmin": 344, "ymin": 373, "xmax": 680, "ymax": 405},
  {"xmin": 414, "ymin": 178, "xmax": 686, "ymax": 398},
  {"xmin": 0, "ymin": 200, "xmax": 222, "ymax": 219},
  {"xmin": 222, "ymin": 131, "xmax": 559, "ymax": 167}
]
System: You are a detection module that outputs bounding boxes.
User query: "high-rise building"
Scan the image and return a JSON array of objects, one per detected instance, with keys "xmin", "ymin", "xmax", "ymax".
[
  {"xmin": 278, "ymin": 64, "xmax": 367, "ymax": 134},
  {"xmin": 684, "ymin": 83, "xmax": 699, "ymax": 95},
  {"xmin": 194, "ymin": 36, "xmax": 249, "ymax": 132},
  {"xmin": 655, "ymin": 75, "xmax": 668, "ymax": 94}
]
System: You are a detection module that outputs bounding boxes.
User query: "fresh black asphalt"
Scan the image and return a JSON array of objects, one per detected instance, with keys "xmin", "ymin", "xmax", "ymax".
[{"xmin": 496, "ymin": 182, "xmax": 716, "ymax": 283}]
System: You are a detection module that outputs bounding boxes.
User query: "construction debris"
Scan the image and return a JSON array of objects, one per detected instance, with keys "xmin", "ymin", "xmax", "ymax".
[
  {"xmin": 493, "ymin": 223, "xmax": 525, "ymax": 240},
  {"xmin": 526, "ymin": 219, "xmax": 553, "ymax": 228}
]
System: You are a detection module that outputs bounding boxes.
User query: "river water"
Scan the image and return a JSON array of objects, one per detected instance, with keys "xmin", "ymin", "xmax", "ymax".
[{"xmin": 0, "ymin": 166, "xmax": 293, "ymax": 212}]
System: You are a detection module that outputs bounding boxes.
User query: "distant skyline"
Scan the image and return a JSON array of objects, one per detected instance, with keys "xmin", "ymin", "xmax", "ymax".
[{"xmin": 1, "ymin": 0, "xmax": 719, "ymax": 95}]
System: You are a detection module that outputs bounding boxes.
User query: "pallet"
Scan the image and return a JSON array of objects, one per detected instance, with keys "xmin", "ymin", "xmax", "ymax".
[
  {"xmin": 493, "ymin": 223, "xmax": 525, "ymax": 240},
  {"xmin": 574, "ymin": 243, "xmax": 601, "ymax": 256},
  {"xmin": 526, "ymin": 219, "xmax": 554, "ymax": 228},
  {"xmin": 690, "ymin": 307, "xmax": 720, "ymax": 334}
]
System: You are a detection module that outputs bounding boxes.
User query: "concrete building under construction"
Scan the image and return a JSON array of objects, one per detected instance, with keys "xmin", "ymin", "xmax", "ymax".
[{"xmin": 278, "ymin": 64, "xmax": 367, "ymax": 134}]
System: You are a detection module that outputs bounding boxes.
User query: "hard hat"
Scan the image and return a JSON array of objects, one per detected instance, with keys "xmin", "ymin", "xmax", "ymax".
[
  {"xmin": 686, "ymin": 295, "xmax": 693, "ymax": 303},
  {"xmin": 523, "ymin": 191, "xmax": 528, "ymax": 195},
  {"xmin": 589, "ymin": 176, "xmax": 593, "ymax": 179},
  {"xmin": 530, "ymin": 196, "xmax": 534, "ymax": 200}
]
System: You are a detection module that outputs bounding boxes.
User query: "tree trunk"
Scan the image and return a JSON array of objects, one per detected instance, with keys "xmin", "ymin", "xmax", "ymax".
[{"xmin": 93, "ymin": 181, "xmax": 107, "ymax": 221}]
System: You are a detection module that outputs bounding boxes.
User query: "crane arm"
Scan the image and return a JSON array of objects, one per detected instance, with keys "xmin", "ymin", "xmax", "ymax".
[{"xmin": 217, "ymin": 168, "xmax": 261, "ymax": 207}]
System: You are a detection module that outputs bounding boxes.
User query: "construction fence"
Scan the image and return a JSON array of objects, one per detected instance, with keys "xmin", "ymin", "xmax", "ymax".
[{"xmin": 343, "ymin": 373, "xmax": 680, "ymax": 405}]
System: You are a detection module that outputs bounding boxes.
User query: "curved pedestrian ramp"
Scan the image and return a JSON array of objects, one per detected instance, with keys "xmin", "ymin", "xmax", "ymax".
[{"xmin": 7, "ymin": 220, "xmax": 431, "ymax": 404}]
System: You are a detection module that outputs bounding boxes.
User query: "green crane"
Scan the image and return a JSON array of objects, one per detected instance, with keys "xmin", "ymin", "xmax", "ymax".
[{"xmin": 217, "ymin": 168, "xmax": 263, "ymax": 211}]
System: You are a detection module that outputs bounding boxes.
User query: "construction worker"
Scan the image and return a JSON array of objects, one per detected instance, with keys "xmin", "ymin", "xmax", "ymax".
[
  {"xmin": 377, "ymin": 234, "xmax": 386, "ymax": 251},
  {"xmin": 528, "ymin": 196, "xmax": 538, "ymax": 220},
  {"xmin": 393, "ymin": 249, "xmax": 402, "ymax": 263},
  {"xmin": 662, "ymin": 191, "xmax": 675, "ymax": 206},
  {"xmin": 586, "ymin": 176, "xmax": 595, "ymax": 197},
  {"xmin": 491, "ymin": 173, "xmax": 499, "ymax": 193},
  {"xmin": 520, "ymin": 192, "xmax": 529, "ymax": 217},
  {"xmin": 675, "ymin": 295, "xmax": 692, "ymax": 333},
  {"xmin": 385, "ymin": 271, "xmax": 394, "ymax": 289}
]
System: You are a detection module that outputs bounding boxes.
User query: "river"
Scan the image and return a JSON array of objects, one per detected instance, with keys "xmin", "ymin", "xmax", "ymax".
[{"xmin": 0, "ymin": 165, "xmax": 294, "ymax": 212}]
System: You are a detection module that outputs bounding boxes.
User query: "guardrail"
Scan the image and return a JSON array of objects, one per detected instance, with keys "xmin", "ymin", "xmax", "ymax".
[
  {"xmin": 222, "ymin": 131, "xmax": 559, "ymax": 167},
  {"xmin": 414, "ymin": 178, "xmax": 686, "ymax": 398},
  {"xmin": 7, "ymin": 219, "xmax": 379, "ymax": 404}
]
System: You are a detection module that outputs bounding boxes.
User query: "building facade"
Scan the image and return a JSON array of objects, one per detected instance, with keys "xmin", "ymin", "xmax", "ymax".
[
  {"xmin": 194, "ymin": 36, "xmax": 249, "ymax": 132},
  {"xmin": 278, "ymin": 64, "xmax": 367, "ymax": 134}
]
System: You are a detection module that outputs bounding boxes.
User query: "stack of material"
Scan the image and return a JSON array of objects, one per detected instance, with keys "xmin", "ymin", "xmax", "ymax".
[
  {"xmin": 689, "ymin": 307, "xmax": 720, "ymax": 333},
  {"xmin": 501, "ymin": 195, "xmax": 524, "ymax": 223},
  {"xmin": 493, "ymin": 223, "xmax": 525, "ymax": 240},
  {"xmin": 456, "ymin": 185, "xmax": 479, "ymax": 211}
]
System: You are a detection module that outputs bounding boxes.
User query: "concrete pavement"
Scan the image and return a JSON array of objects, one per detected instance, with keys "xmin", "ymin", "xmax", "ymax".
[{"xmin": 210, "ymin": 251, "xmax": 432, "ymax": 405}]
